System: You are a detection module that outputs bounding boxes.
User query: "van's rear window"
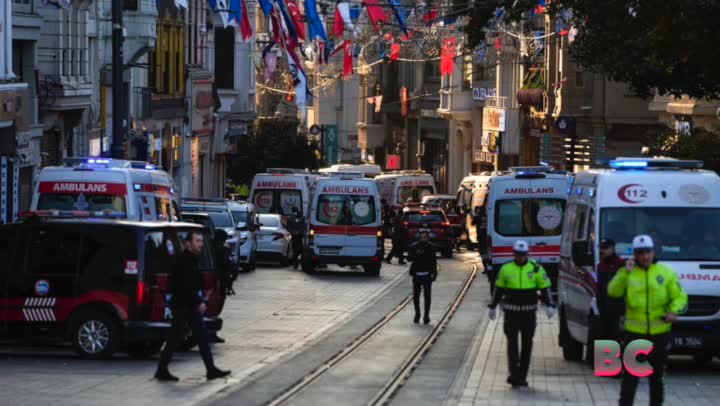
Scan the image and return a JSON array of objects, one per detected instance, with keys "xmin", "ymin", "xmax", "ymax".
[
  {"xmin": 38, "ymin": 194, "xmax": 127, "ymax": 213},
  {"xmin": 495, "ymin": 199, "xmax": 565, "ymax": 236},
  {"xmin": 316, "ymin": 194, "xmax": 376, "ymax": 226},
  {"xmin": 253, "ymin": 189, "xmax": 303, "ymax": 215}
]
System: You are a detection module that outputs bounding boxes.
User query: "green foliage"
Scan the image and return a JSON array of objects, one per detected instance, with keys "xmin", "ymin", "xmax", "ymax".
[
  {"xmin": 460, "ymin": 0, "xmax": 720, "ymax": 99},
  {"xmin": 227, "ymin": 118, "xmax": 321, "ymax": 184},
  {"xmin": 656, "ymin": 127, "xmax": 720, "ymax": 173},
  {"xmin": 521, "ymin": 69, "xmax": 545, "ymax": 90}
]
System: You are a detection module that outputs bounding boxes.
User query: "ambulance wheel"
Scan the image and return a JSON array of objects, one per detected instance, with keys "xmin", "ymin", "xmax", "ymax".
[
  {"xmin": 127, "ymin": 341, "xmax": 163, "ymax": 359},
  {"xmin": 364, "ymin": 264, "xmax": 381, "ymax": 276},
  {"xmin": 559, "ymin": 306, "xmax": 584, "ymax": 362},
  {"xmin": 443, "ymin": 249, "xmax": 454, "ymax": 258},
  {"xmin": 71, "ymin": 310, "xmax": 120, "ymax": 359}
]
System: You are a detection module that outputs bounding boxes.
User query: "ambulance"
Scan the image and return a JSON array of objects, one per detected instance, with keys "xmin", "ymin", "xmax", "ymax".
[
  {"xmin": 558, "ymin": 158, "xmax": 720, "ymax": 362},
  {"xmin": 31, "ymin": 158, "xmax": 179, "ymax": 221},
  {"xmin": 457, "ymin": 172, "xmax": 502, "ymax": 248},
  {"xmin": 374, "ymin": 170, "xmax": 436, "ymax": 208},
  {"xmin": 319, "ymin": 163, "xmax": 382, "ymax": 178},
  {"xmin": 303, "ymin": 173, "xmax": 384, "ymax": 275},
  {"xmin": 249, "ymin": 169, "xmax": 319, "ymax": 217},
  {"xmin": 485, "ymin": 167, "xmax": 572, "ymax": 289}
]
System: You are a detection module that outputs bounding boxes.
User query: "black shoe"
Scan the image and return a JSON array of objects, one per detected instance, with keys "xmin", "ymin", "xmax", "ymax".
[
  {"xmin": 207, "ymin": 368, "xmax": 231, "ymax": 380},
  {"xmin": 517, "ymin": 380, "xmax": 528, "ymax": 387},
  {"xmin": 414, "ymin": 314, "xmax": 420, "ymax": 323},
  {"xmin": 155, "ymin": 368, "xmax": 179, "ymax": 382},
  {"xmin": 209, "ymin": 335, "xmax": 226, "ymax": 344},
  {"xmin": 423, "ymin": 316, "xmax": 430, "ymax": 325}
]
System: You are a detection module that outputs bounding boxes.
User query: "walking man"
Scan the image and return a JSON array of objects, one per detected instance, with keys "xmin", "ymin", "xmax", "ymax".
[
  {"xmin": 385, "ymin": 213, "xmax": 407, "ymax": 265},
  {"xmin": 408, "ymin": 231, "xmax": 438, "ymax": 324},
  {"xmin": 595, "ymin": 239, "xmax": 625, "ymax": 344},
  {"xmin": 608, "ymin": 235, "xmax": 687, "ymax": 406},
  {"xmin": 487, "ymin": 240, "xmax": 555, "ymax": 387},
  {"xmin": 155, "ymin": 231, "xmax": 231, "ymax": 382},
  {"xmin": 288, "ymin": 206, "xmax": 305, "ymax": 269}
]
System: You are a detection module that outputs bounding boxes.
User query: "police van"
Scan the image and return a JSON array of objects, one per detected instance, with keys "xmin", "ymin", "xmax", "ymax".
[
  {"xmin": 249, "ymin": 169, "xmax": 319, "ymax": 217},
  {"xmin": 374, "ymin": 170, "xmax": 436, "ymax": 208},
  {"xmin": 303, "ymin": 173, "xmax": 384, "ymax": 275},
  {"xmin": 32, "ymin": 158, "xmax": 179, "ymax": 222},
  {"xmin": 558, "ymin": 158, "xmax": 720, "ymax": 362},
  {"xmin": 486, "ymin": 167, "xmax": 572, "ymax": 289}
]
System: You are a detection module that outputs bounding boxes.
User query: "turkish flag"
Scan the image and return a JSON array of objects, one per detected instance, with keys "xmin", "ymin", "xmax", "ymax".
[
  {"xmin": 287, "ymin": 0, "xmax": 306, "ymax": 40},
  {"xmin": 343, "ymin": 40, "xmax": 353, "ymax": 77},
  {"xmin": 334, "ymin": 8, "xmax": 344, "ymax": 38},
  {"xmin": 440, "ymin": 38, "xmax": 457, "ymax": 76},
  {"xmin": 240, "ymin": 0, "xmax": 253, "ymax": 41},
  {"xmin": 364, "ymin": 0, "xmax": 389, "ymax": 32}
]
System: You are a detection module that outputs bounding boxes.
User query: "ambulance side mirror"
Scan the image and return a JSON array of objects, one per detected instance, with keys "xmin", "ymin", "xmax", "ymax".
[{"xmin": 572, "ymin": 241, "xmax": 594, "ymax": 267}]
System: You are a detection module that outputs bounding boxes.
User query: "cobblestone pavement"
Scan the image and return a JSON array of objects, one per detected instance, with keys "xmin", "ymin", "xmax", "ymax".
[
  {"xmin": 0, "ymin": 262, "xmax": 408, "ymax": 406},
  {"xmin": 456, "ymin": 307, "xmax": 720, "ymax": 406}
]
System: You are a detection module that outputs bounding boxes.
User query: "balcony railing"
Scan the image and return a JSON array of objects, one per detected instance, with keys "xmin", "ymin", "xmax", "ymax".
[{"xmin": 484, "ymin": 96, "xmax": 510, "ymax": 109}]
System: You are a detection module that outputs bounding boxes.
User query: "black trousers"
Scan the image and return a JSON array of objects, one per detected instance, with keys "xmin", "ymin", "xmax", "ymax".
[
  {"xmin": 619, "ymin": 333, "xmax": 669, "ymax": 406},
  {"xmin": 291, "ymin": 235, "xmax": 303, "ymax": 265},
  {"xmin": 386, "ymin": 239, "xmax": 407, "ymax": 262},
  {"xmin": 503, "ymin": 310, "xmax": 537, "ymax": 382},
  {"xmin": 412, "ymin": 276, "xmax": 433, "ymax": 317},
  {"xmin": 159, "ymin": 305, "xmax": 215, "ymax": 371}
]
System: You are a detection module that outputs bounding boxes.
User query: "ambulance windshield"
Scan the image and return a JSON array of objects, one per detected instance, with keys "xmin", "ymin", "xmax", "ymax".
[
  {"xmin": 38, "ymin": 194, "xmax": 127, "ymax": 213},
  {"xmin": 495, "ymin": 199, "xmax": 565, "ymax": 236},
  {"xmin": 600, "ymin": 207, "xmax": 720, "ymax": 261}
]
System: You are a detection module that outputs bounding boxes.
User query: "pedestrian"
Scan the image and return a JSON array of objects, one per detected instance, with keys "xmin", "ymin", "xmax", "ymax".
[
  {"xmin": 608, "ymin": 234, "xmax": 687, "ymax": 406},
  {"xmin": 288, "ymin": 206, "xmax": 305, "ymax": 269},
  {"xmin": 385, "ymin": 212, "xmax": 407, "ymax": 265},
  {"xmin": 209, "ymin": 229, "xmax": 234, "ymax": 344},
  {"xmin": 594, "ymin": 239, "xmax": 625, "ymax": 352},
  {"xmin": 155, "ymin": 231, "xmax": 231, "ymax": 382},
  {"xmin": 471, "ymin": 205, "xmax": 487, "ymax": 255},
  {"xmin": 487, "ymin": 240, "xmax": 555, "ymax": 388},
  {"xmin": 408, "ymin": 231, "xmax": 438, "ymax": 324},
  {"xmin": 381, "ymin": 199, "xmax": 394, "ymax": 241}
]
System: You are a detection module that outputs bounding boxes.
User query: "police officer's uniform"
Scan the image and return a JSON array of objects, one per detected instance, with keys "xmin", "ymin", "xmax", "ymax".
[
  {"xmin": 608, "ymin": 235, "xmax": 687, "ymax": 406},
  {"xmin": 488, "ymin": 240, "xmax": 554, "ymax": 387}
]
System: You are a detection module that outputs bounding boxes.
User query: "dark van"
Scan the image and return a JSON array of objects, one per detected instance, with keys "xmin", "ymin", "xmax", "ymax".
[{"xmin": 0, "ymin": 216, "xmax": 224, "ymax": 358}]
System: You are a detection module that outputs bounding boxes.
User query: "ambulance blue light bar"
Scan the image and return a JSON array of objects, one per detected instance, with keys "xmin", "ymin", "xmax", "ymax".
[
  {"xmin": 602, "ymin": 158, "xmax": 704, "ymax": 170},
  {"xmin": 610, "ymin": 160, "xmax": 647, "ymax": 169}
]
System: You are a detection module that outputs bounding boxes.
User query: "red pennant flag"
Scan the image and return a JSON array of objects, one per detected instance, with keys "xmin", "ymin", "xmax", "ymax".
[
  {"xmin": 390, "ymin": 43, "xmax": 400, "ymax": 61},
  {"xmin": 240, "ymin": 0, "xmax": 253, "ymax": 41},
  {"xmin": 494, "ymin": 36, "xmax": 502, "ymax": 50},
  {"xmin": 287, "ymin": 0, "xmax": 306, "ymax": 41},
  {"xmin": 343, "ymin": 40, "xmax": 353, "ymax": 77},
  {"xmin": 440, "ymin": 38, "xmax": 457, "ymax": 76},
  {"xmin": 271, "ymin": 9, "xmax": 282, "ymax": 43},
  {"xmin": 364, "ymin": 0, "xmax": 389, "ymax": 32},
  {"xmin": 424, "ymin": 7, "xmax": 438, "ymax": 24},
  {"xmin": 334, "ymin": 8, "xmax": 345, "ymax": 38}
]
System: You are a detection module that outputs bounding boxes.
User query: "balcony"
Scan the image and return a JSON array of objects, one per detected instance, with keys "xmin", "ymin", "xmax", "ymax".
[{"xmin": 649, "ymin": 94, "xmax": 720, "ymax": 117}]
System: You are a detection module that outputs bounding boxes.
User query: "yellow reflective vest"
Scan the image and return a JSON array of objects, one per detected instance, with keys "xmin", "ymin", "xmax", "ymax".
[
  {"xmin": 608, "ymin": 263, "xmax": 688, "ymax": 335},
  {"xmin": 496, "ymin": 260, "xmax": 551, "ymax": 290}
]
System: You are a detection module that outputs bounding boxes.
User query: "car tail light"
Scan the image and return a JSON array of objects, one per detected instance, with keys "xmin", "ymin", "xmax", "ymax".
[
  {"xmin": 136, "ymin": 281, "xmax": 150, "ymax": 305},
  {"xmin": 441, "ymin": 221, "xmax": 450, "ymax": 227},
  {"xmin": 403, "ymin": 221, "xmax": 409, "ymax": 227}
]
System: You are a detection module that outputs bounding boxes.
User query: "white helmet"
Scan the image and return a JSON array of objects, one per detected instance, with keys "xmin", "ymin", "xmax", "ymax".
[
  {"xmin": 513, "ymin": 240, "xmax": 529, "ymax": 254},
  {"xmin": 632, "ymin": 234, "xmax": 654, "ymax": 251}
]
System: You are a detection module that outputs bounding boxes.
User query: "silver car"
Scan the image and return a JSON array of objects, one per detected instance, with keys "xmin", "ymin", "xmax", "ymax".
[{"xmin": 256, "ymin": 213, "xmax": 293, "ymax": 266}]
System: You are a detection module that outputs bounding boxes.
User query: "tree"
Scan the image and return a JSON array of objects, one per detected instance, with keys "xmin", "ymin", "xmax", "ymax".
[
  {"xmin": 227, "ymin": 118, "xmax": 321, "ymax": 184},
  {"xmin": 460, "ymin": 0, "xmax": 720, "ymax": 99},
  {"xmin": 655, "ymin": 127, "xmax": 720, "ymax": 173}
]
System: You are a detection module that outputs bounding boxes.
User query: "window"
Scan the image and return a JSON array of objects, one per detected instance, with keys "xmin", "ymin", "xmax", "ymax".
[
  {"xmin": 215, "ymin": 27, "xmax": 235, "ymax": 89},
  {"xmin": 424, "ymin": 61, "xmax": 441, "ymax": 82},
  {"xmin": 252, "ymin": 189, "xmax": 303, "ymax": 215},
  {"xmin": 208, "ymin": 211, "xmax": 234, "ymax": 228},
  {"xmin": 574, "ymin": 205, "xmax": 588, "ymax": 240},
  {"xmin": 231, "ymin": 210, "xmax": 249, "ymax": 226},
  {"xmin": 258, "ymin": 215, "xmax": 280, "ymax": 228},
  {"xmin": 600, "ymin": 207, "xmax": 720, "ymax": 261},
  {"xmin": 37, "ymin": 193, "xmax": 127, "ymax": 214},
  {"xmin": 155, "ymin": 198, "xmax": 174, "ymax": 221},
  {"xmin": 495, "ymin": 199, "xmax": 565, "ymax": 237},
  {"xmin": 78, "ymin": 230, "xmax": 136, "ymax": 291},
  {"xmin": 27, "ymin": 229, "xmax": 82, "ymax": 275},
  {"xmin": 152, "ymin": 19, "xmax": 185, "ymax": 95},
  {"xmin": 58, "ymin": 5, "xmax": 89, "ymax": 80},
  {"xmin": 143, "ymin": 231, "xmax": 177, "ymax": 276},
  {"xmin": 316, "ymin": 194, "xmax": 377, "ymax": 226},
  {"xmin": 405, "ymin": 212, "xmax": 446, "ymax": 223},
  {"xmin": 398, "ymin": 186, "xmax": 434, "ymax": 204},
  {"xmin": 14, "ymin": 0, "xmax": 32, "ymax": 15}
]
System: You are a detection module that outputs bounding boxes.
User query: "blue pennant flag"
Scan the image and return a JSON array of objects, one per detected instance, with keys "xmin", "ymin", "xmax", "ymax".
[
  {"xmin": 258, "ymin": 0, "xmax": 272, "ymax": 15},
  {"xmin": 305, "ymin": 0, "xmax": 328, "ymax": 42},
  {"xmin": 388, "ymin": 0, "xmax": 408, "ymax": 34},
  {"xmin": 229, "ymin": 0, "xmax": 242, "ymax": 25}
]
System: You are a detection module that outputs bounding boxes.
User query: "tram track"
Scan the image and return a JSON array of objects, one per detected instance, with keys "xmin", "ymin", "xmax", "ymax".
[{"xmin": 264, "ymin": 263, "xmax": 479, "ymax": 406}]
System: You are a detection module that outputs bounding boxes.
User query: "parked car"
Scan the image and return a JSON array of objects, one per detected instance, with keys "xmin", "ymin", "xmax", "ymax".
[
  {"xmin": 256, "ymin": 214, "xmax": 293, "ymax": 266},
  {"xmin": 0, "ymin": 213, "xmax": 223, "ymax": 358}
]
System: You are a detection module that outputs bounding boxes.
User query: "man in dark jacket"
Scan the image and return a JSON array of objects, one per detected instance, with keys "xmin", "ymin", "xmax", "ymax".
[
  {"xmin": 596, "ymin": 239, "xmax": 626, "ymax": 343},
  {"xmin": 385, "ymin": 213, "xmax": 407, "ymax": 265},
  {"xmin": 155, "ymin": 231, "xmax": 231, "ymax": 382},
  {"xmin": 381, "ymin": 199, "xmax": 394, "ymax": 241},
  {"xmin": 287, "ymin": 206, "xmax": 305, "ymax": 268},
  {"xmin": 408, "ymin": 231, "xmax": 438, "ymax": 324}
]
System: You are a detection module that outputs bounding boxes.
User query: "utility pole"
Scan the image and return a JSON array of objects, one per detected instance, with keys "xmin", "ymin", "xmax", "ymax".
[{"xmin": 111, "ymin": 0, "xmax": 125, "ymax": 158}]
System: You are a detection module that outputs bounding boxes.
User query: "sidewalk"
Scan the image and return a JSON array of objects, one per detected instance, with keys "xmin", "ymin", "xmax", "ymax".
[{"xmin": 457, "ymin": 311, "xmax": 720, "ymax": 406}]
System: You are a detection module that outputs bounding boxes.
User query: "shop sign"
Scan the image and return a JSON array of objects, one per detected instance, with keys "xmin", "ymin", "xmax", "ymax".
[
  {"xmin": 473, "ymin": 87, "xmax": 496, "ymax": 102},
  {"xmin": 482, "ymin": 107, "xmax": 506, "ymax": 132}
]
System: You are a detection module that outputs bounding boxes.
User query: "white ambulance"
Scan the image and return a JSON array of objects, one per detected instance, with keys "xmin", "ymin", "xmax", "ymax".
[
  {"xmin": 249, "ymin": 169, "xmax": 319, "ymax": 217},
  {"xmin": 319, "ymin": 163, "xmax": 382, "ymax": 178},
  {"xmin": 374, "ymin": 170, "xmax": 436, "ymax": 208},
  {"xmin": 485, "ymin": 167, "xmax": 572, "ymax": 288},
  {"xmin": 303, "ymin": 173, "xmax": 384, "ymax": 275},
  {"xmin": 457, "ymin": 172, "xmax": 503, "ymax": 247},
  {"xmin": 31, "ymin": 158, "xmax": 179, "ymax": 221},
  {"xmin": 558, "ymin": 158, "xmax": 720, "ymax": 362}
]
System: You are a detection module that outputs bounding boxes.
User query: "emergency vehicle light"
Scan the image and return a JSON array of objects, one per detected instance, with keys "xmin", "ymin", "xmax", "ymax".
[
  {"xmin": 602, "ymin": 158, "xmax": 704, "ymax": 170},
  {"xmin": 610, "ymin": 160, "xmax": 647, "ymax": 169}
]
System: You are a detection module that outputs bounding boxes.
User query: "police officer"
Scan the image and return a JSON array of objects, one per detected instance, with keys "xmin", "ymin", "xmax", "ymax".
[
  {"xmin": 608, "ymin": 235, "xmax": 687, "ymax": 406},
  {"xmin": 595, "ymin": 239, "xmax": 625, "ymax": 345},
  {"xmin": 288, "ymin": 206, "xmax": 305, "ymax": 269},
  {"xmin": 155, "ymin": 231, "xmax": 231, "ymax": 382},
  {"xmin": 488, "ymin": 240, "xmax": 555, "ymax": 387},
  {"xmin": 385, "ymin": 212, "xmax": 407, "ymax": 265},
  {"xmin": 408, "ymin": 231, "xmax": 438, "ymax": 324}
]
